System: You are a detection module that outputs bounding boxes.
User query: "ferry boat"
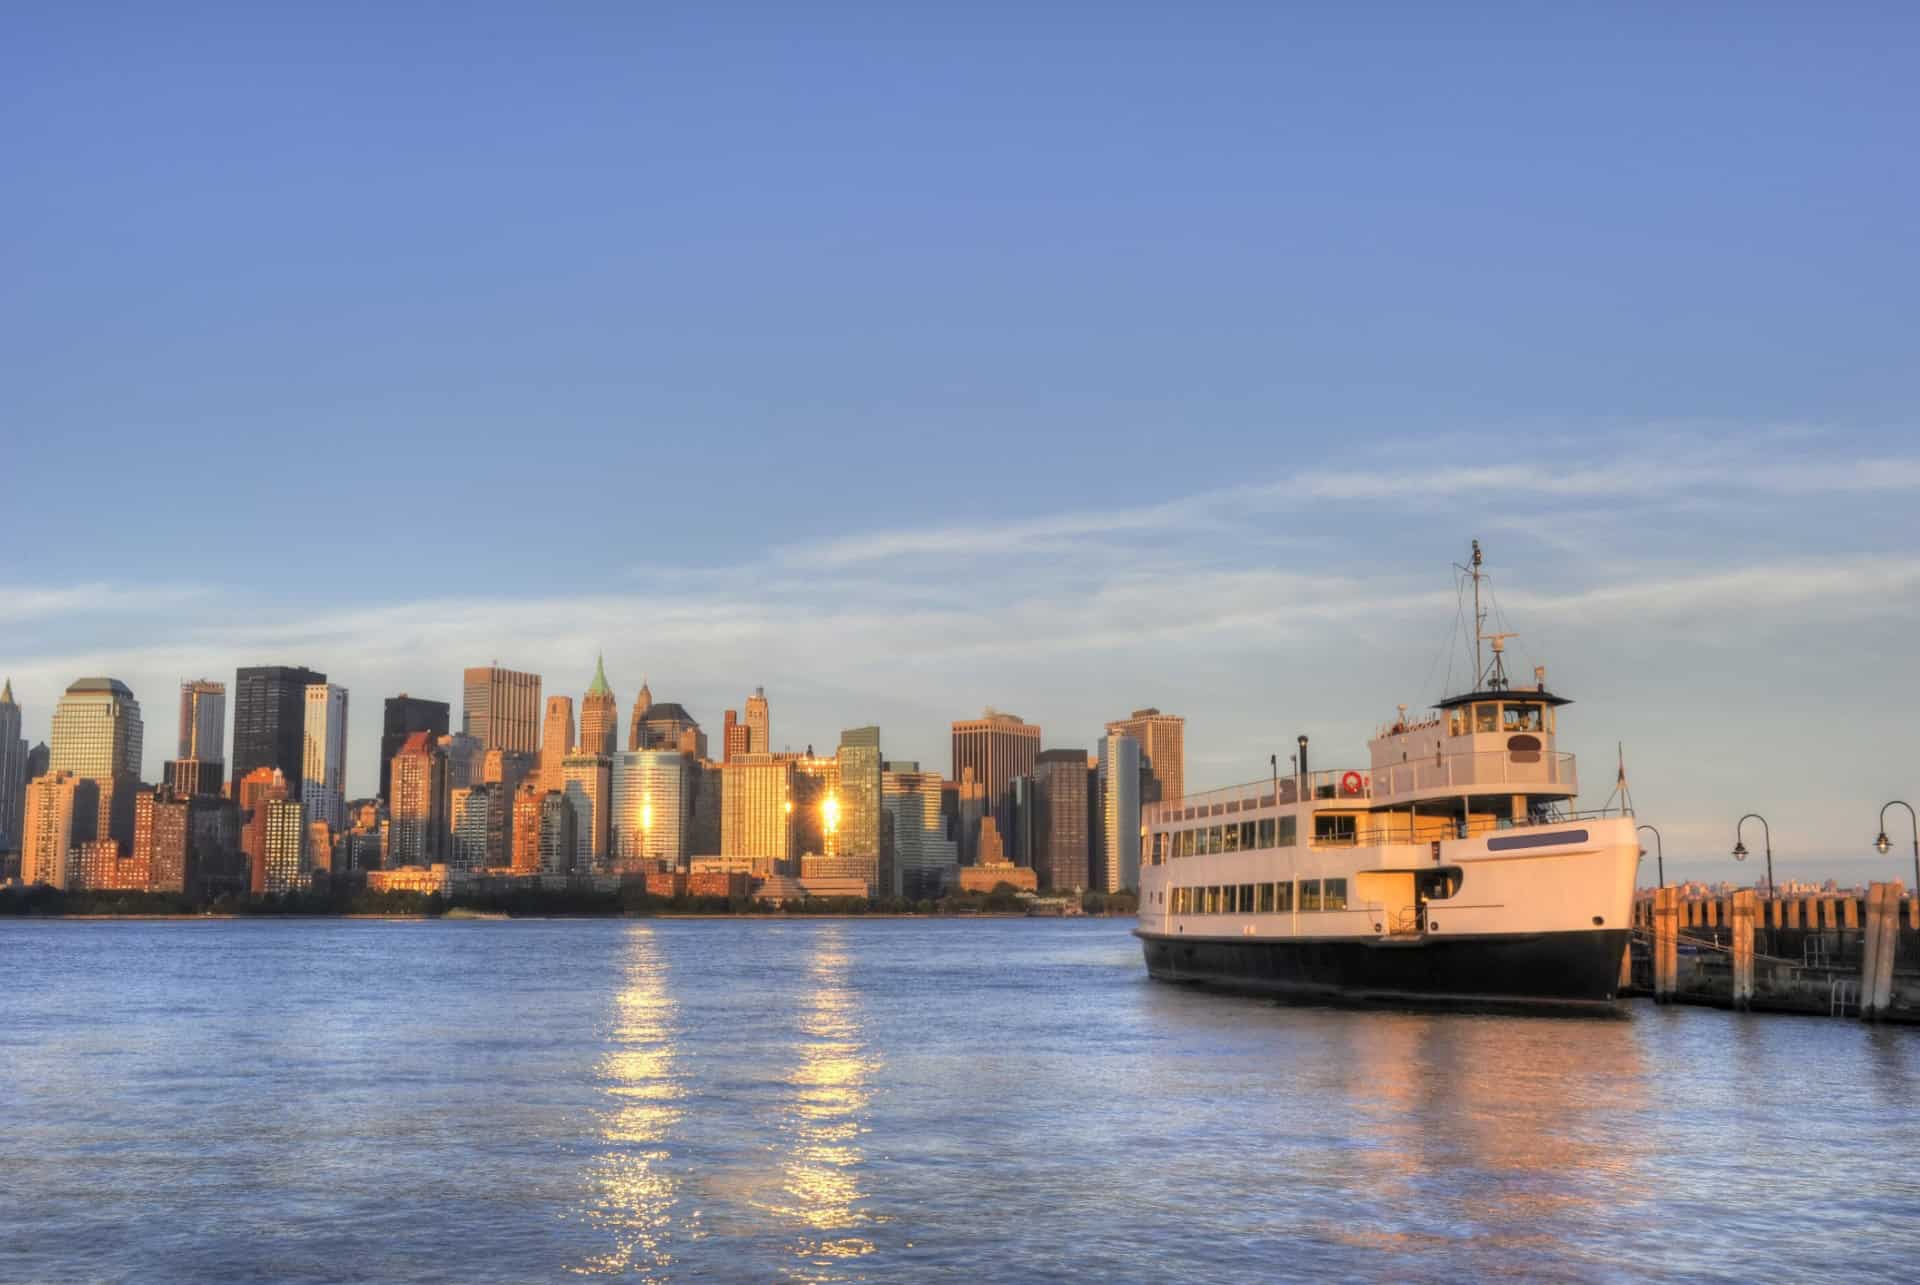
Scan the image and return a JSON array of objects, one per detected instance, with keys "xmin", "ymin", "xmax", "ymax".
[{"xmin": 1135, "ymin": 542, "xmax": 1637, "ymax": 1012}]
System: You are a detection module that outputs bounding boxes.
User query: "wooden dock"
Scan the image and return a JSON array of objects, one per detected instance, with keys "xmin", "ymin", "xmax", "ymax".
[{"xmin": 1625, "ymin": 883, "xmax": 1919, "ymax": 1020}]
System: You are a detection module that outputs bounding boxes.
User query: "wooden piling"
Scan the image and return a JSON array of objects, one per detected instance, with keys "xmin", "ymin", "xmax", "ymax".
[
  {"xmin": 1653, "ymin": 886, "xmax": 1679, "ymax": 1001},
  {"xmin": 1731, "ymin": 890, "xmax": 1756, "ymax": 1010},
  {"xmin": 1861, "ymin": 882, "xmax": 1903, "ymax": 1020}
]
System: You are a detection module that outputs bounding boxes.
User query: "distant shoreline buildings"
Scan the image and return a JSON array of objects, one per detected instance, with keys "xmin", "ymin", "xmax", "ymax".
[{"xmin": 0, "ymin": 661, "xmax": 1183, "ymax": 906}]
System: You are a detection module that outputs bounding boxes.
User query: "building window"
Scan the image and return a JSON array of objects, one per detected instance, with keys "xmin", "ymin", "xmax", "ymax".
[
  {"xmin": 1258, "ymin": 818, "xmax": 1276, "ymax": 848},
  {"xmin": 1256, "ymin": 882, "xmax": 1274, "ymax": 913},
  {"xmin": 1222, "ymin": 825, "xmax": 1239, "ymax": 854},
  {"xmin": 1300, "ymin": 878, "xmax": 1322, "ymax": 911},
  {"xmin": 1323, "ymin": 877, "xmax": 1348, "ymax": 910},
  {"xmin": 1278, "ymin": 816, "xmax": 1297, "ymax": 847},
  {"xmin": 1315, "ymin": 814, "xmax": 1356, "ymax": 845},
  {"xmin": 1238, "ymin": 883, "xmax": 1255, "ymax": 912},
  {"xmin": 1239, "ymin": 821, "xmax": 1256, "ymax": 850},
  {"xmin": 1274, "ymin": 880, "xmax": 1294, "ymax": 912}
]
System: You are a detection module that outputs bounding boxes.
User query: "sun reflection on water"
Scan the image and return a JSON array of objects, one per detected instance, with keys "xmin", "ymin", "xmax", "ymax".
[
  {"xmin": 572, "ymin": 926, "xmax": 688, "ymax": 1277},
  {"xmin": 756, "ymin": 925, "xmax": 885, "ymax": 1274}
]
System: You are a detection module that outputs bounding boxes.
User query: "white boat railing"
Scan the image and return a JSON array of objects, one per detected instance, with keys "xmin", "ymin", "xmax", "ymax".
[{"xmin": 1144, "ymin": 750, "xmax": 1579, "ymax": 827}]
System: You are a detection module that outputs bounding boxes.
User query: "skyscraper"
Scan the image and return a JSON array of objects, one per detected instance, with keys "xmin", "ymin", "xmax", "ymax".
[
  {"xmin": 1104, "ymin": 708, "xmax": 1185, "ymax": 805},
  {"xmin": 628, "ymin": 700, "xmax": 707, "ymax": 758},
  {"xmin": 744, "ymin": 687, "xmax": 770, "ymax": 754},
  {"xmin": 21, "ymin": 771, "xmax": 98, "ymax": 889},
  {"xmin": 389, "ymin": 733, "xmax": 449, "ymax": 868},
  {"xmin": 625, "ymin": 678, "xmax": 653, "ymax": 752},
  {"xmin": 438, "ymin": 733, "xmax": 484, "ymax": 791},
  {"xmin": 0, "ymin": 680, "xmax": 25, "ymax": 857},
  {"xmin": 379, "ymin": 694, "xmax": 450, "ymax": 803},
  {"xmin": 950, "ymin": 709, "xmax": 1041, "ymax": 821},
  {"xmin": 721, "ymin": 753, "xmax": 794, "ymax": 864},
  {"xmin": 449, "ymin": 783, "xmax": 502, "ymax": 870},
  {"xmin": 510, "ymin": 782, "xmax": 543, "ymax": 873},
  {"xmin": 263, "ymin": 798, "xmax": 309, "ymax": 894},
  {"xmin": 302, "ymin": 683, "xmax": 350, "ymax": 831},
  {"xmin": 579, "ymin": 656, "xmax": 619, "ymax": 758},
  {"xmin": 1097, "ymin": 731, "xmax": 1142, "ymax": 893},
  {"xmin": 722, "ymin": 709, "xmax": 748, "ymax": 763},
  {"xmin": 1034, "ymin": 749, "xmax": 1091, "ymax": 891},
  {"xmin": 136, "ymin": 788, "xmax": 193, "ymax": 895},
  {"xmin": 836, "ymin": 727, "xmax": 882, "ymax": 861},
  {"xmin": 540, "ymin": 696, "xmax": 575, "ymax": 791},
  {"xmin": 462, "ymin": 666, "xmax": 542, "ymax": 754},
  {"xmin": 610, "ymin": 749, "xmax": 691, "ymax": 868},
  {"xmin": 538, "ymin": 791, "xmax": 578, "ymax": 874},
  {"xmin": 562, "ymin": 752, "xmax": 611, "ymax": 869},
  {"xmin": 177, "ymin": 679, "xmax": 226, "ymax": 763},
  {"xmin": 50, "ymin": 677, "xmax": 144, "ymax": 780},
  {"xmin": 237, "ymin": 766, "xmax": 288, "ymax": 894},
  {"xmin": 881, "ymin": 761, "xmax": 958, "ymax": 899},
  {"xmin": 231, "ymin": 666, "xmax": 324, "ymax": 799}
]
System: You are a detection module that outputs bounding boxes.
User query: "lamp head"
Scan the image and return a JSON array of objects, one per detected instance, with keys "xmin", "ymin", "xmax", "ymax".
[
  {"xmin": 1876, "ymin": 832, "xmax": 1892, "ymax": 856},
  {"xmin": 1732, "ymin": 841, "xmax": 1749, "ymax": 861}
]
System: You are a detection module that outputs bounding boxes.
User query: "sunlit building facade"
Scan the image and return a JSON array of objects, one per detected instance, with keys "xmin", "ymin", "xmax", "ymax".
[
  {"xmin": 21, "ymin": 771, "xmax": 98, "ymax": 889},
  {"xmin": 610, "ymin": 749, "xmax": 691, "ymax": 868},
  {"xmin": 1104, "ymin": 708, "xmax": 1185, "ymax": 805},
  {"xmin": 50, "ymin": 677, "xmax": 144, "ymax": 781},
  {"xmin": 1034, "ymin": 748, "xmax": 1091, "ymax": 891},
  {"xmin": 881, "ymin": 761, "xmax": 957, "ymax": 899},
  {"xmin": 302, "ymin": 683, "xmax": 350, "ymax": 831},
  {"xmin": 379, "ymin": 694, "xmax": 449, "ymax": 803},
  {"xmin": 744, "ymin": 687, "xmax": 770, "ymax": 754},
  {"xmin": 263, "ymin": 797, "xmax": 309, "ymax": 894},
  {"xmin": 462, "ymin": 666, "xmax": 541, "ymax": 754},
  {"xmin": 231, "ymin": 665, "xmax": 323, "ymax": 799},
  {"xmin": 562, "ymin": 752, "xmax": 611, "ymax": 869},
  {"xmin": 540, "ymin": 695, "xmax": 575, "ymax": 792},
  {"xmin": 721, "ymin": 753, "xmax": 794, "ymax": 863},
  {"xmin": 579, "ymin": 656, "xmax": 619, "ymax": 758},
  {"xmin": 836, "ymin": 727, "xmax": 882, "ymax": 863},
  {"xmin": 389, "ymin": 732, "xmax": 449, "ymax": 867},
  {"xmin": 449, "ymin": 783, "xmax": 503, "ymax": 870},
  {"xmin": 177, "ymin": 679, "xmax": 226, "ymax": 763},
  {"xmin": 1097, "ymin": 731, "xmax": 1142, "ymax": 893}
]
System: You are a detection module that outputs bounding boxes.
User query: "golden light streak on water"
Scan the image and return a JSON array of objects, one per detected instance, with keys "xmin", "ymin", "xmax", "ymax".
[{"xmin": 572, "ymin": 925, "xmax": 689, "ymax": 1278}]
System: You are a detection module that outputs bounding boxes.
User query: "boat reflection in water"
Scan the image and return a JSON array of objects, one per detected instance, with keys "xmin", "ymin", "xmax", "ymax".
[
  {"xmin": 575, "ymin": 925, "xmax": 689, "ymax": 1276},
  {"xmin": 764, "ymin": 923, "xmax": 884, "ymax": 1269}
]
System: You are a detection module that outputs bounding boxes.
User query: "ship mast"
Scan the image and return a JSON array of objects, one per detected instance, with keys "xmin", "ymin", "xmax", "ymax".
[{"xmin": 1467, "ymin": 538, "xmax": 1516, "ymax": 691}]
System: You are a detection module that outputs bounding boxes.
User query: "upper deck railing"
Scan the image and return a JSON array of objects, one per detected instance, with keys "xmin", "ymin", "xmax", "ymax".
[{"xmin": 1144, "ymin": 749, "xmax": 1579, "ymax": 828}]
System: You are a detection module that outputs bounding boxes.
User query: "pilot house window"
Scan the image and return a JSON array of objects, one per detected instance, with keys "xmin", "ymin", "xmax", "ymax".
[
  {"xmin": 1503, "ymin": 704, "xmax": 1544, "ymax": 733},
  {"xmin": 1474, "ymin": 704, "xmax": 1498, "ymax": 733}
]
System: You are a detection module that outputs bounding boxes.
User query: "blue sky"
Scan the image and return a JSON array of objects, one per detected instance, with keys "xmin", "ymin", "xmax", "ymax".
[{"xmin": 4, "ymin": 4, "xmax": 1917, "ymax": 883}]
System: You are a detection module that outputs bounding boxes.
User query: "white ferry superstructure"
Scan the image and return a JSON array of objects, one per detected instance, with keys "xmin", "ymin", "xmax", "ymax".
[{"xmin": 1134, "ymin": 543, "xmax": 1638, "ymax": 1012}]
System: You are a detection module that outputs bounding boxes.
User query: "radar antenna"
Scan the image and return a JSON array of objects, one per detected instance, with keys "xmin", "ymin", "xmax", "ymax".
[{"xmin": 1456, "ymin": 539, "xmax": 1518, "ymax": 691}]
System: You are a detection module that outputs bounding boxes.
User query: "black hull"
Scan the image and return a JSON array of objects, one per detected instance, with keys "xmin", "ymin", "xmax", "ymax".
[{"xmin": 1138, "ymin": 927, "xmax": 1630, "ymax": 1014}]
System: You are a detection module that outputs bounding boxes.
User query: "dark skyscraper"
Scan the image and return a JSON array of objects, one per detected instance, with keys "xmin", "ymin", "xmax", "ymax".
[
  {"xmin": 380, "ymin": 694, "xmax": 452, "ymax": 803},
  {"xmin": 1034, "ymin": 749, "xmax": 1091, "ymax": 891},
  {"xmin": 231, "ymin": 666, "xmax": 325, "ymax": 800}
]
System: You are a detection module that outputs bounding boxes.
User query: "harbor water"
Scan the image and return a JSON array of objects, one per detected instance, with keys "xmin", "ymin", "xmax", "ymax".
[{"xmin": 3, "ymin": 916, "xmax": 1918, "ymax": 1281}]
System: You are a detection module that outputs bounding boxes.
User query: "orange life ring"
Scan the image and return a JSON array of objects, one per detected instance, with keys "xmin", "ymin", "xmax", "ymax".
[{"xmin": 1340, "ymin": 771, "xmax": 1364, "ymax": 796}]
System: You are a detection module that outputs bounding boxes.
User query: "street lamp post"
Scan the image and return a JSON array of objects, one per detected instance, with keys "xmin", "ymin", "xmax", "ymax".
[
  {"xmin": 1637, "ymin": 823, "xmax": 1664, "ymax": 890},
  {"xmin": 1874, "ymin": 800, "xmax": 1919, "ymax": 895},
  {"xmin": 1732, "ymin": 813, "xmax": 1774, "ymax": 899}
]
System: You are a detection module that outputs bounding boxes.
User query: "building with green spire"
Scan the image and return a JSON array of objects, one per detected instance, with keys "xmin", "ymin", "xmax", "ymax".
[{"xmin": 580, "ymin": 654, "xmax": 619, "ymax": 758}]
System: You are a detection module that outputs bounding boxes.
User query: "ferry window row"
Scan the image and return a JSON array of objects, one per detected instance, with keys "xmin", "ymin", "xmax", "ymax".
[
  {"xmin": 1170, "ymin": 878, "xmax": 1348, "ymax": 914},
  {"xmin": 1452, "ymin": 702, "xmax": 1553, "ymax": 736},
  {"xmin": 1156, "ymin": 816, "xmax": 1298, "ymax": 861}
]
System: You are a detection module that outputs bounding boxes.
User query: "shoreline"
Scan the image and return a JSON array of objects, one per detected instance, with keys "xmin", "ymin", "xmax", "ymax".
[{"xmin": 13, "ymin": 911, "xmax": 1132, "ymax": 923}]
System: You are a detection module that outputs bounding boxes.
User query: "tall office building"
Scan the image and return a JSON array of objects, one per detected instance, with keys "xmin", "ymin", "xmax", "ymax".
[
  {"xmin": 562, "ymin": 752, "xmax": 611, "ymax": 869},
  {"xmin": 625, "ymin": 678, "xmax": 653, "ymax": 752},
  {"xmin": 449, "ymin": 783, "xmax": 503, "ymax": 870},
  {"xmin": 579, "ymin": 656, "xmax": 619, "ymax": 758},
  {"xmin": 231, "ymin": 666, "xmax": 324, "ymax": 799},
  {"xmin": 379, "ymin": 695, "xmax": 450, "ymax": 803},
  {"xmin": 50, "ymin": 677, "xmax": 145, "ymax": 851},
  {"xmin": 721, "ymin": 709, "xmax": 748, "ymax": 763},
  {"xmin": 540, "ymin": 696, "xmax": 575, "ymax": 791},
  {"xmin": 50, "ymin": 677, "xmax": 145, "ymax": 780},
  {"xmin": 510, "ymin": 782, "xmax": 543, "ymax": 873},
  {"xmin": 177, "ymin": 679, "xmax": 226, "ymax": 763},
  {"xmin": 0, "ymin": 679, "xmax": 25, "ymax": 856},
  {"xmin": 21, "ymin": 771, "xmax": 98, "ymax": 889},
  {"xmin": 302, "ymin": 684, "xmax": 350, "ymax": 831},
  {"xmin": 1034, "ymin": 749, "xmax": 1092, "ymax": 891},
  {"xmin": 538, "ymin": 791, "xmax": 578, "ymax": 874},
  {"xmin": 438, "ymin": 733, "xmax": 484, "ymax": 791},
  {"xmin": 263, "ymin": 798, "xmax": 309, "ymax": 894},
  {"xmin": 389, "ymin": 733, "xmax": 449, "ymax": 868},
  {"xmin": 881, "ymin": 762, "xmax": 958, "ymax": 899},
  {"xmin": 721, "ymin": 753, "xmax": 794, "ymax": 863},
  {"xmin": 162, "ymin": 757, "xmax": 223, "ymax": 799},
  {"xmin": 1097, "ymin": 732, "xmax": 1143, "ymax": 893},
  {"xmin": 951, "ymin": 709, "xmax": 1041, "ymax": 816},
  {"xmin": 1104, "ymin": 708, "xmax": 1185, "ymax": 805},
  {"xmin": 462, "ymin": 666, "xmax": 542, "ymax": 754},
  {"xmin": 836, "ymin": 727, "xmax": 882, "ymax": 861},
  {"xmin": 237, "ymin": 766, "xmax": 289, "ymax": 894},
  {"xmin": 610, "ymin": 749, "xmax": 691, "ymax": 868},
  {"xmin": 136, "ymin": 788, "xmax": 193, "ymax": 895},
  {"xmin": 744, "ymin": 687, "xmax": 770, "ymax": 754}
]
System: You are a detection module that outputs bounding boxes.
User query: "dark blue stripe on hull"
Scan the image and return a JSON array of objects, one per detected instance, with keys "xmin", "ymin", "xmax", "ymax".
[{"xmin": 1139, "ymin": 929, "xmax": 1630, "ymax": 1012}]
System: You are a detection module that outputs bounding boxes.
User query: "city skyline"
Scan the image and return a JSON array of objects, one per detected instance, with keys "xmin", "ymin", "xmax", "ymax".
[{"xmin": 2, "ymin": 5, "xmax": 1915, "ymax": 887}]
